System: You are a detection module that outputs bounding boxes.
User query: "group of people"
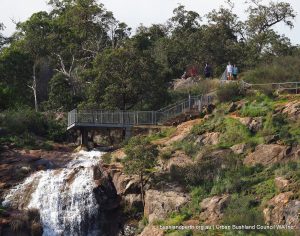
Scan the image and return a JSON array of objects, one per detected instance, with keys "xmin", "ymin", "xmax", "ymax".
[
  {"xmin": 225, "ymin": 62, "xmax": 238, "ymax": 80},
  {"xmin": 204, "ymin": 62, "xmax": 239, "ymax": 80},
  {"xmin": 181, "ymin": 62, "xmax": 239, "ymax": 80}
]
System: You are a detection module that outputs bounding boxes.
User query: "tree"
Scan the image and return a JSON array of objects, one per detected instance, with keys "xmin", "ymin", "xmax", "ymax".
[
  {"xmin": 16, "ymin": 11, "xmax": 53, "ymax": 111},
  {"xmin": 0, "ymin": 43, "xmax": 33, "ymax": 110},
  {"xmin": 0, "ymin": 23, "xmax": 5, "ymax": 50},
  {"xmin": 243, "ymin": 0, "xmax": 296, "ymax": 66},
  {"xmin": 89, "ymin": 47, "xmax": 167, "ymax": 110},
  {"xmin": 123, "ymin": 137, "xmax": 158, "ymax": 206}
]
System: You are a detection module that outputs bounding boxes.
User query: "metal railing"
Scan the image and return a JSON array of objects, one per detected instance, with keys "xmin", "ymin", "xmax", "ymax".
[
  {"xmin": 67, "ymin": 95, "xmax": 212, "ymax": 129},
  {"xmin": 241, "ymin": 80, "xmax": 300, "ymax": 94}
]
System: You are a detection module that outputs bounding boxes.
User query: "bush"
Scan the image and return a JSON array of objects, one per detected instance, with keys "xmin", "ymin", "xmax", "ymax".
[
  {"xmin": 243, "ymin": 55, "xmax": 300, "ymax": 84},
  {"xmin": 217, "ymin": 82, "xmax": 245, "ymax": 102},
  {"xmin": 218, "ymin": 118, "xmax": 252, "ymax": 148},
  {"xmin": 172, "ymin": 140, "xmax": 197, "ymax": 157},
  {"xmin": 223, "ymin": 195, "xmax": 265, "ymax": 230},
  {"xmin": 1, "ymin": 108, "xmax": 47, "ymax": 136}
]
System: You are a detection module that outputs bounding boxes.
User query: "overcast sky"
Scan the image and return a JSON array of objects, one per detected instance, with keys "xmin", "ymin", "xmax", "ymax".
[{"xmin": 1, "ymin": 0, "xmax": 299, "ymax": 44}]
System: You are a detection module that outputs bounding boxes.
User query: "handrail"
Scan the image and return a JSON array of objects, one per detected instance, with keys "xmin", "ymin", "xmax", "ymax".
[{"xmin": 67, "ymin": 94, "xmax": 212, "ymax": 129}]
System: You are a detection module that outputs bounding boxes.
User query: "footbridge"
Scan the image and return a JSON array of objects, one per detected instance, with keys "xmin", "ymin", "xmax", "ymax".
[{"xmin": 67, "ymin": 95, "xmax": 213, "ymax": 145}]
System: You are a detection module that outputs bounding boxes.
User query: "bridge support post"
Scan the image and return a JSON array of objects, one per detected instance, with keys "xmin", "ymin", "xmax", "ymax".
[
  {"xmin": 124, "ymin": 127, "xmax": 132, "ymax": 140},
  {"xmin": 80, "ymin": 128, "xmax": 88, "ymax": 147}
]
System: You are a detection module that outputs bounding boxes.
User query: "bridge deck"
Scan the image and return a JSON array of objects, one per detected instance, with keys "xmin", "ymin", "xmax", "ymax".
[{"xmin": 67, "ymin": 95, "xmax": 212, "ymax": 130}]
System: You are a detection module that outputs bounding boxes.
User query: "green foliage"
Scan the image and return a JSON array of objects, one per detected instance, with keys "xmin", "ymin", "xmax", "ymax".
[
  {"xmin": 243, "ymin": 56, "xmax": 300, "ymax": 84},
  {"xmin": 191, "ymin": 114, "xmax": 225, "ymax": 135},
  {"xmin": 217, "ymin": 83, "xmax": 245, "ymax": 103},
  {"xmin": 48, "ymin": 73, "xmax": 74, "ymax": 111},
  {"xmin": 123, "ymin": 136, "xmax": 159, "ymax": 176},
  {"xmin": 172, "ymin": 140, "xmax": 197, "ymax": 157},
  {"xmin": 218, "ymin": 118, "xmax": 252, "ymax": 148},
  {"xmin": 88, "ymin": 47, "xmax": 168, "ymax": 110},
  {"xmin": 146, "ymin": 127, "xmax": 176, "ymax": 142},
  {"xmin": 240, "ymin": 93, "xmax": 273, "ymax": 117},
  {"xmin": 223, "ymin": 195, "xmax": 264, "ymax": 230},
  {"xmin": 1, "ymin": 108, "xmax": 47, "ymax": 136},
  {"xmin": 102, "ymin": 153, "xmax": 112, "ymax": 164}
]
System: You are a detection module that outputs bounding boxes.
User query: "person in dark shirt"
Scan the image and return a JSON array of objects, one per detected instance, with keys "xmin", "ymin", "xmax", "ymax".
[{"xmin": 204, "ymin": 63, "xmax": 212, "ymax": 79}]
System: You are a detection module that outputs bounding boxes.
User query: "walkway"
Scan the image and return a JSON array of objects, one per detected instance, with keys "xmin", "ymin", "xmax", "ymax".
[{"xmin": 67, "ymin": 95, "xmax": 213, "ymax": 130}]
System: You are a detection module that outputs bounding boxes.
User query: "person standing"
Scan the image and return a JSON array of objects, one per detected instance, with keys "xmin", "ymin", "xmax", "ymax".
[
  {"xmin": 232, "ymin": 64, "xmax": 238, "ymax": 80},
  {"xmin": 204, "ymin": 63, "xmax": 212, "ymax": 79},
  {"xmin": 226, "ymin": 62, "xmax": 233, "ymax": 80}
]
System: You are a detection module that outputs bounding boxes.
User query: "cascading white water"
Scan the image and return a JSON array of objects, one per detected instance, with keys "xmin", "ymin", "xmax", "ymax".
[{"xmin": 3, "ymin": 150, "xmax": 105, "ymax": 236}]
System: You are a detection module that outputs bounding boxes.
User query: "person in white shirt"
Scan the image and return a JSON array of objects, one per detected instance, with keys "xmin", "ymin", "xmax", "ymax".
[{"xmin": 226, "ymin": 62, "xmax": 233, "ymax": 80}]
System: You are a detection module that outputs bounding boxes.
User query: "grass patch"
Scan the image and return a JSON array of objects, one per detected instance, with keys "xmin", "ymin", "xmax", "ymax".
[
  {"xmin": 146, "ymin": 127, "xmax": 176, "ymax": 142},
  {"xmin": 172, "ymin": 140, "xmax": 197, "ymax": 157}
]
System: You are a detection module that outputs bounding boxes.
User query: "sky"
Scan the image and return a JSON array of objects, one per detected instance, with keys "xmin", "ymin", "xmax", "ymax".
[{"xmin": 1, "ymin": 0, "xmax": 299, "ymax": 45}]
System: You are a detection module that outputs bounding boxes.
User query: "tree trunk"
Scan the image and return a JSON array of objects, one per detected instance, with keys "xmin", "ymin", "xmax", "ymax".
[
  {"xmin": 140, "ymin": 173, "xmax": 145, "ymax": 207},
  {"xmin": 32, "ymin": 63, "xmax": 38, "ymax": 112}
]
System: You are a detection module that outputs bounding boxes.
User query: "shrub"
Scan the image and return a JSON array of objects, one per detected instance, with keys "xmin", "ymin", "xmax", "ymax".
[
  {"xmin": 222, "ymin": 195, "xmax": 264, "ymax": 229},
  {"xmin": 102, "ymin": 153, "xmax": 112, "ymax": 164},
  {"xmin": 218, "ymin": 118, "xmax": 252, "ymax": 148},
  {"xmin": 242, "ymin": 55, "xmax": 300, "ymax": 84},
  {"xmin": 216, "ymin": 82, "xmax": 245, "ymax": 102},
  {"xmin": 2, "ymin": 108, "xmax": 47, "ymax": 136},
  {"xmin": 172, "ymin": 141, "xmax": 197, "ymax": 157}
]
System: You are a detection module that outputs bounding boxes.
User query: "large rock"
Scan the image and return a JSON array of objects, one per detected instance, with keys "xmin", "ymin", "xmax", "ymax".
[
  {"xmin": 243, "ymin": 144, "xmax": 291, "ymax": 166},
  {"xmin": 237, "ymin": 117, "xmax": 263, "ymax": 133},
  {"xmin": 263, "ymin": 192, "xmax": 300, "ymax": 228},
  {"xmin": 164, "ymin": 150, "xmax": 193, "ymax": 172},
  {"xmin": 199, "ymin": 195, "xmax": 230, "ymax": 224},
  {"xmin": 139, "ymin": 225, "xmax": 164, "ymax": 236},
  {"xmin": 195, "ymin": 132, "xmax": 220, "ymax": 146},
  {"xmin": 280, "ymin": 101, "xmax": 300, "ymax": 121},
  {"xmin": 110, "ymin": 170, "xmax": 140, "ymax": 195},
  {"xmin": 230, "ymin": 143, "xmax": 247, "ymax": 155},
  {"xmin": 275, "ymin": 176, "xmax": 290, "ymax": 191},
  {"xmin": 144, "ymin": 189, "xmax": 190, "ymax": 223}
]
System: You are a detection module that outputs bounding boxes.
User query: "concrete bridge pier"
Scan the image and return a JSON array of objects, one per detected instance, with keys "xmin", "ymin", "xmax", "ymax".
[
  {"xmin": 125, "ymin": 127, "xmax": 132, "ymax": 140},
  {"xmin": 80, "ymin": 128, "xmax": 88, "ymax": 147}
]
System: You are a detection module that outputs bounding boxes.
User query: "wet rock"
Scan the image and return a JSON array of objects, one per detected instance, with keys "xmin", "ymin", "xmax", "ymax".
[
  {"xmin": 244, "ymin": 144, "xmax": 291, "ymax": 166},
  {"xmin": 195, "ymin": 132, "xmax": 220, "ymax": 146},
  {"xmin": 123, "ymin": 194, "xmax": 143, "ymax": 211},
  {"xmin": 144, "ymin": 189, "xmax": 190, "ymax": 223},
  {"xmin": 139, "ymin": 225, "xmax": 164, "ymax": 236},
  {"xmin": 263, "ymin": 192, "xmax": 300, "ymax": 228},
  {"xmin": 199, "ymin": 195, "xmax": 230, "ymax": 224},
  {"xmin": 110, "ymin": 171, "xmax": 141, "ymax": 195}
]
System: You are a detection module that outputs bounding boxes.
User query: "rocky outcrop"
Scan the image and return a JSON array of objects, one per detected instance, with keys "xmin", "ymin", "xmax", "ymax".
[
  {"xmin": 243, "ymin": 144, "xmax": 291, "ymax": 166},
  {"xmin": 139, "ymin": 225, "xmax": 164, "ymax": 236},
  {"xmin": 275, "ymin": 177, "xmax": 290, "ymax": 191},
  {"xmin": 263, "ymin": 192, "xmax": 300, "ymax": 228},
  {"xmin": 280, "ymin": 101, "xmax": 300, "ymax": 121},
  {"xmin": 230, "ymin": 143, "xmax": 247, "ymax": 155},
  {"xmin": 144, "ymin": 189, "xmax": 190, "ymax": 223},
  {"xmin": 195, "ymin": 132, "xmax": 220, "ymax": 146},
  {"xmin": 237, "ymin": 117, "xmax": 263, "ymax": 133},
  {"xmin": 199, "ymin": 195, "xmax": 230, "ymax": 224},
  {"xmin": 164, "ymin": 150, "xmax": 193, "ymax": 172}
]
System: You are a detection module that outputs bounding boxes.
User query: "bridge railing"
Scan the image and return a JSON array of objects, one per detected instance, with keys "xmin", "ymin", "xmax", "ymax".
[
  {"xmin": 241, "ymin": 80, "xmax": 300, "ymax": 94},
  {"xmin": 67, "ymin": 95, "xmax": 212, "ymax": 129}
]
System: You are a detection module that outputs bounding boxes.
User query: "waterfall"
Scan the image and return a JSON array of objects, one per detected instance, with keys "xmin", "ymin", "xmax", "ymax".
[{"xmin": 2, "ymin": 150, "xmax": 105, "ymax": 236}]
